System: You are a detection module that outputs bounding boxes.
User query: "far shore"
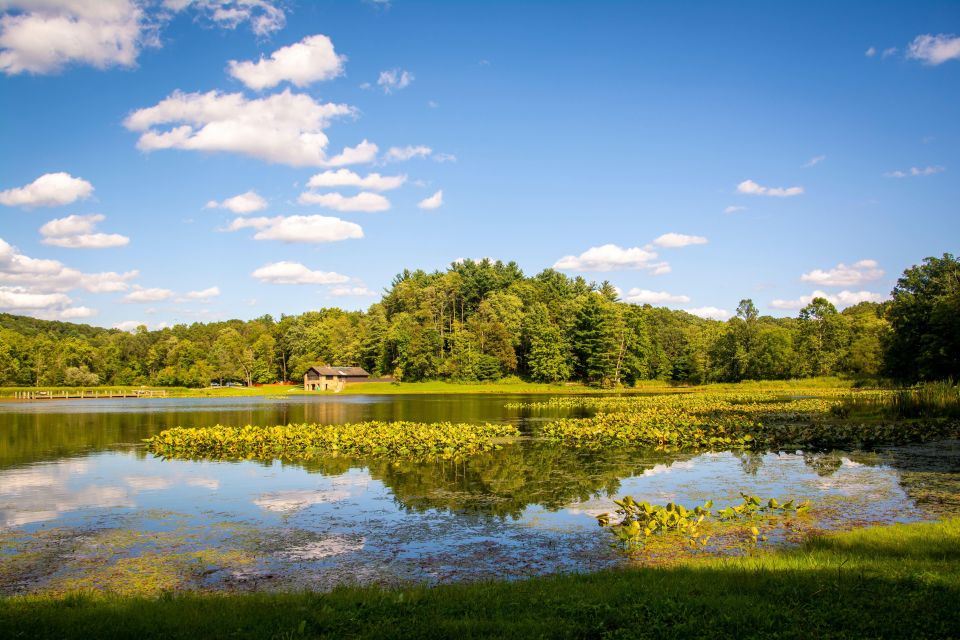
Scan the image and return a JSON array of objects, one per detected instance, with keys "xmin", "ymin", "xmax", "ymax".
[{"xmin": 0, "ymin": 377, "xmax": 858, "ymax": 401}]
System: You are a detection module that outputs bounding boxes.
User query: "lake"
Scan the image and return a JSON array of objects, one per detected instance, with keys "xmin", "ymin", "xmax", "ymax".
[{"xmin": 1, "ymin": 394, "xmax": 958, "ymax": 594}]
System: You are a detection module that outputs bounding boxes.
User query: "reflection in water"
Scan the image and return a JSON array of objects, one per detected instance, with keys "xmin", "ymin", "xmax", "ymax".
[
  {"xmin": 0, "ymin": 396, "xmax": 958, "ymax": 594},
  {"xmin": 0, "ymin": 394, "xmax": 578, "ymax": 468}
]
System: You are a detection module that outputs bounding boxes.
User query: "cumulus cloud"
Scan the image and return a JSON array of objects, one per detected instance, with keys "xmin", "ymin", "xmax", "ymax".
[
  {"xmin": 252, "ymin": 261, "xmax": 350, "ymax": 285},
  {"xmin": 0, "ymin": 1, "xmax": 287, "ymax": 76},
  {"xmin": 323, "ymin": 140, "xmax": 379, "ymax": 167},
  {"xmin": 0, "ymin": 172, "xmax": 93, "ymax": 208},
  {"xmin": 112, "ymin": 320, "xmax": 146, "ymax": 332},
  {"xmin": 686, "ymin": 306, "xmax": 731, "ymax": 320},
  {"xmin": 0, "ymin": 0, "xmax": 144, "ymax": 75},
  {"xmin": 165, "ymin": 0, "xmax": 286, "ymax": 36},
  {"xmin": 0, "ymin": 237, "xmax": 137, "ymax": 294},
  {"xmin": 228, "ymin": 34, "xmax": 345, "ymax": 90},
  {"xmin": 723, "ymin": 205, "xmax": 746, "ymax": 214},
  {"xmin": 803, "ymin": 155, "xmax": 826, "ymax": 168},
  {"xmin": 306, "ymin": 169, "xmax": 406, "ymax": 191},
  {"xmin": 884, "ymin": 166, "xmax": 945, "ymax": 178},
  {"xmin": 418, "ymin": 190, "xmax": 443, "ymax": 210},
  {"xmin": 39, "ymin": 214, "xmax": 129, "ymax": 249},
  {"xmin": 205, "ymin": 190, "xmax": 267, "ymax": 214},
  {"xmin": 553, "ymin": 244, "xmax": 665, "ymax": 272},
  {"xmin": 297, "ymin": 191, "xmax": 390, "ymax": 212},
  {"xmin": 906, "ymin": 33, "xmax": 960, "ymax": 65},
  {"xmin": 329, "ymin": 286, "xmax": 375, "ymax": 296},
  {"xmin": 384, "ymin": 145, "xmax": 432, "ymax": 162},
  {"xmin": 622, "ymin": 289, "xmax": 691, "ymax": 304},
  {"xmin": 226, "ymin": 214, "xmax": 364, "ymax": 243},
  {"xmin": 185, "ymin": 286, "xmax": 220, "ymax": 300},
  {"xmin": 377, "ymin": 68, "xmax": 413, "ymax": 93},
  {"xmin": 865, "ymin": 46, "xmax": 877, "ymax": 57},
  {"xmin": 736, "ymin": 179, "xmax": 804, "ymax": 197},
  {"xmin": 800, "ymin": 259, "xmax": 884, "ymax": 287},
  {"xmin": 124, "ymin": 287, "xmax": 174, "ymax": 303},
  {"xmin": 770, "ymin": 290, "xmax": 885, "ymax": 311},
  {"xmin": 124, "ymin": 89, "xmax": 367, "ymax": 167},
  {"xmin": 653, "ymin": 233, "xmax": 707, "ymax": 248}
]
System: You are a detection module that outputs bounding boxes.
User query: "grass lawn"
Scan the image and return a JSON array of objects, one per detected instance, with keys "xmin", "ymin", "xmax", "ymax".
[
  {"xmin": 2, "ymin": 518, "xmax": 957, "ymax": 639},
  {"xmin": 0, "ymin": 377, "xmax": 856, "ymax": 400}
]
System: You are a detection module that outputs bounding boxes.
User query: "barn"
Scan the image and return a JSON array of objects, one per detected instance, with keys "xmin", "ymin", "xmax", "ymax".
[{"xmin": 303, "ymin": 366, "xmax": 370, "ymax": 391}]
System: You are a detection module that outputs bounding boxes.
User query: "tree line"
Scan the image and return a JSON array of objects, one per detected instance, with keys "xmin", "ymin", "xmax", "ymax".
[{"xmin": 0, "ymin": 253, "xmax": 956, "ymax": 388}]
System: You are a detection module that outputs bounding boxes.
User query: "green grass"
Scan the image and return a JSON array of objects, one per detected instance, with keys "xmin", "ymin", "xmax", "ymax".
[
  {"xmin": 2, "ymin": 518, "xmax": 958, "ymax": 639},
  {"xmin": 0, "ymin": 377, "xmax": 858, "ymax": 399}
]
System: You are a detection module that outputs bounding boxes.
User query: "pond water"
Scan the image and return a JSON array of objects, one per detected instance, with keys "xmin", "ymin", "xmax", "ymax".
[{"xmin": 1, "ymin": 395, "xmax": 958, "ymax": 594}]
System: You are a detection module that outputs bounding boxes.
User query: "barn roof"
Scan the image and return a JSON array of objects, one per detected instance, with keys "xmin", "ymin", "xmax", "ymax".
[{"xmin": 308, "ymin": 366, "xmax": 370, "ymax": 377}]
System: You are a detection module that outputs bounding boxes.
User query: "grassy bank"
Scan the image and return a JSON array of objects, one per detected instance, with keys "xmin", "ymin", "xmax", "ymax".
[
  {"xmin": 0, "ymin": 377, "xmax": 857, "ymax": 399},
  {"xmin": 2, "ymin": 518, "xmax": 957, "ymax": 639}
]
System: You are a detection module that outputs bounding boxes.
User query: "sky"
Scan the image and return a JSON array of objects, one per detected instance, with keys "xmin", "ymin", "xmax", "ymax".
[{"xmin": 0, "ymin": 0, "xmax": 958, "ymax": 330}]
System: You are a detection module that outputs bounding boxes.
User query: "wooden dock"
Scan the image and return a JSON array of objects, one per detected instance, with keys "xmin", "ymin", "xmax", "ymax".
[{"xmin": 11, "ymin": 390, "xmax": 169, "ymax": 400}]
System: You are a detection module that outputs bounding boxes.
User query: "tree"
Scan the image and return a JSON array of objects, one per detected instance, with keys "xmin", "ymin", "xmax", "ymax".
[
  {"xmin": 799, "ymin": 297, "xmax": 843, "ymax": 376},
  {"xmin": 523, "ymin": 304, "xmax": 571, "ymax": 383},
  {"xmin": 571, "ymin": 294, "xmax": 618, "ymax": 386},
  {"xmin": 885, "ymin": 253, "xmax": 960, "ymax": 382}
]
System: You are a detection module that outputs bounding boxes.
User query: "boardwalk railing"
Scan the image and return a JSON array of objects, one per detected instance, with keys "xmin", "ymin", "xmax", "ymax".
[{"xmin": 12, "ymin": 389, "xmax": 169, "ymax": 400}]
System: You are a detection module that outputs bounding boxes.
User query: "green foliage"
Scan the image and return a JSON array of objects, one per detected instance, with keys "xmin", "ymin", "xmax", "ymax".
[
  {"xmin": 530, "ymin": 390, "xmax": 960, "ymax": 451},
  {"xmin": 885, "ymin": 253, "xmax": 960, "ymax": 382},
  {"xmin": 597, "ymin": 494, "xmax": 810, "ymax": 551},
  {"xmin": 146, "ymin": 421, "xmax": 520, "ymax": 461},
  {"xmin": 0, "ymin": 254, "xmax": 950, "ymax": 389}
]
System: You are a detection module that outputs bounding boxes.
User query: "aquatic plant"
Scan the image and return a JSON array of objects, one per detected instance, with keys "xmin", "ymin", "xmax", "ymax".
[
  {"xmin": 531, "ymin": 390, "xmax": 960, "ymax": 451},
  {"xmin": 596, "ymin": 494, "xmax": 810, "ymax": 551},
  {"xmin": 146, "ymin": 421, "xmax": 520, "ymax": 461}
]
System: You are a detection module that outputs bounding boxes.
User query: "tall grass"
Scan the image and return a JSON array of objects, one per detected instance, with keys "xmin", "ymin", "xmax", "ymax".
[{"xmin": 836, "ymin": 381, "xmax": 960, "ymax": 419}]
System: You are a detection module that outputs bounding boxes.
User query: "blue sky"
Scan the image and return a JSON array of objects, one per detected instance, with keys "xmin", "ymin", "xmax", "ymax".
[{"xmin": 1, "ymin": 1, "xmax": 957, "ymax": 330}]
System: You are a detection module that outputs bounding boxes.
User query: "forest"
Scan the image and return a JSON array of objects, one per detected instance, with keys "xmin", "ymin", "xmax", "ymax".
[{"xmin": 0, "ymin": 253, "xmax": 956, "ymax": 388}]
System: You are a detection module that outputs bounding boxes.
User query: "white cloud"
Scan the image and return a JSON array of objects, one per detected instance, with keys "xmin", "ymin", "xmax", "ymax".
[
  {"xmin": 622, "ymin": 289, "xmax": 690, "ymax": 304},
  {"xmin": 329, "ymin": 286, "xmax": 375, "ymax": 296},
  {"xmin": 307, "ymin": 169, "xmax": 406, "ymax": 191},
  {"xmin": 59, "ymin": 305, "xmax": 96, "ymax": 319},
  {"xmin": 297, "ymin": 191, "xmax": 390, "ymax": 212},
  {"xmin": 385, "ymin": 145, "xmax": 432, "ymax": 162},
  {"xmin": 226, "ymin": 214, "xmax": 364, "ymax": 243},
  {"xmin": 736, "ymin": 179, "xmax": 804, "ymax": 197},
  {"xmin": 884, "ymin": 166, "xmax": 945, "ymax": 178},
  {"xmin": 653, "ymin": 233, "xmax": 707, "ymax": 248},
  {"xmin": 803, "ymin": 155, "xmax": 826, "ymax": 168},
  {"xmin": 205, "ymin": 190, "xmax": 267, "ymax": 214},
  {"xmin": 553, "ymin": 244, "xmax": 662, "ymax": 272},
  {"xmin": 322, "ymin": 140, "xmax": 379, "ymax": 167},
  {"xmin": 228, "ymin": 34, "xmax": 345, "ymax": 90},
  {"xmin": 124, "ymin": 287, "xmax": 175, "ymax": 303},
  {"xmin": 39, "ymin": 214, "xmax": 129, "ymax": 249},
  {"xmin": 185, "ymin": 286, "xmax": 220, "ymax": 300},
  {"xmin": 0, "ymin": 1, "xmax": 144, "ymax": 75},
  {"xmin": 0, "ymin": 172, "xmax": 93, "ymax": 208},
  {"xmin": 418, "ymin": 190, "xmax": 443, "ymax": 210},
  {"xmin": 377, "ymin": 68, "xmax": 413, "ymax": 93},
  {"xmin": 0, "ymin": 286, "xmax": 96, "ymax": 320},
  {"xmin": 906, "ymin": 33, "xmax": 960, "ymax": 65},
  {"xmin": 800, "ymin": 259, "xmax": 884, "ymax": 287},
  {"xmin": 865, "ymin": 46, "xmax": 877, "ymax": 57},
  {"xmin": 686, "ymin": 306, "xmax": 731, "ymax": 320},
  {"xmin": 112, "ymin": 320, "xmax": 146, "ymax": 332},
  {"xmin": 432, "ymin": 152, "xmax": 457, "ymax": 163},
  {"xmin": 124, "ymin": 89, "xmax": 364, "ymax": 167},
  {"xmin": 770, "ymin": 289, "xmax": 885, "ymax": 311},
  {"xmin": 252, "ymin": 261, "xmax": 350, "ymax": 285},
  {"xmin": 167, "ymin": 0, "xmax": 286, "ymax": 36},
  {"xmin": 0, "ymin": 237, "xmax": 137, "ymax": 293},
  {"xmin": 723, "ymin": 205, "xmax": 746, "ymax": 214}
]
